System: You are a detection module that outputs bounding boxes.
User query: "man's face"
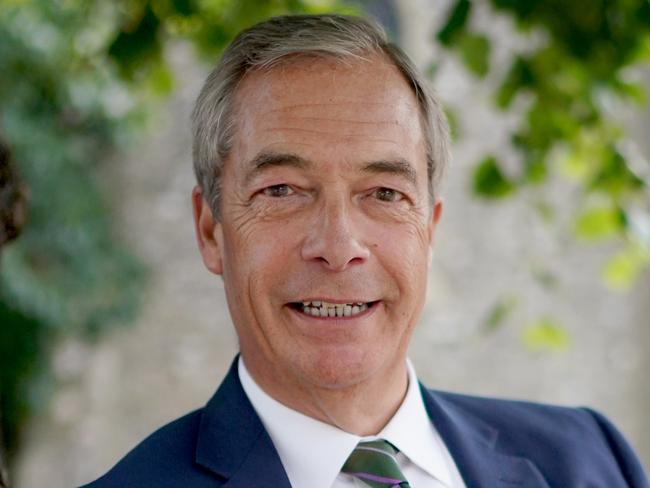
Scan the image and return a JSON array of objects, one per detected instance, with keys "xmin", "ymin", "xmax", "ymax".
[{"xmin": 194, "ymin": 55, "xmax": 442, "ymax": 397}]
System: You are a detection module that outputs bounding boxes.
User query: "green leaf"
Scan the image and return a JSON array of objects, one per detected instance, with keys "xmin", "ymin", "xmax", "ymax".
[
  {"xmin": 0, "ymin": 300, "xmax": 44, "ymax": 454},
  {"xmin": 612, "ymin": 79, "xmax": 646, "ymax": 105},
  {"xmin": 482, "ymin": 294, "xmax": 518, "ymax": 333},
  {"xmin": 437, "ymin": 0, "xmax": 471, "ymax": 45},
  {"xmin": 531, "ymin": 266, "xmax": 558, "ymax": 289},
  {"xmin": 574, "ymin": 203, "xmax": 625, "ymax": 242},
  {"xmin": 458, "ymin": 32, "xmax": 491, "ymax": 78},
  {"xmin": 472, "ymin": 156, "xmax": 516, "ymax": 199},
  {"xmin": 496, "ymin": 56, "xmax": 534, "ymax": 108},
  {"xmin": 302, "ymin": 0, "xmax": 342, "ymax": 9},
  {"xmin": 444, "ymin": 106, "xmax": 460, "ymax": 141},
  {"xmin": 426, "ymin": 61, "xmax": 439, "ymax": 79},
  {"xmin": 147, "ymin": 63, "xmax": 175, "ymax": 96},
  {"xmin": 533, "ymin": 199, "xmax": 555, "ymax": 223},
  {"xmin": 587, "ymin": 149, "xmax": 644, "ymax": 198},
  {"xmin": 602, "ymin": 244, "xmax": 650, "ymax": 291},
  {"xmin": 557, "ymin": 151, "xmax": 590, "ymax": 181},
  {"xmin": 170, "ymin": 0, "xmax": 196, "ymax": 16},
  {"xmin": 108, "ymin": 4, "xmax": 162, "ymax": 79},
  {"xmin": 523, "ymin": 318, "xmax": 570, "ymax": 351},
  {"xmin": 523, "ymin": 158, "xmax": 547, "ymax": 184}
]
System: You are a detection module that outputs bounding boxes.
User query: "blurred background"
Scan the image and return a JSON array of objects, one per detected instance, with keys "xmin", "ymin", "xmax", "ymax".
[{"xmin": 1, "ymin": 0, "xmax": 649, "ymax": 486}]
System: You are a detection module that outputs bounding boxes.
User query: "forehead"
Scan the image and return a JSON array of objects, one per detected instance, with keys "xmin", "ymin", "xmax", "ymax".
[
  {"xmin": 237, "ymin": 53, "xmax": 417, "ymax": 102},
  {"xmin": 229, "ymin": 54, "xmax": 426, "ymax": 173}
]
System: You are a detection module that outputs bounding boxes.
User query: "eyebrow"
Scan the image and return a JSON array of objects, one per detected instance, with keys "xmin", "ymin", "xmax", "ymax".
[
  {"xmin": 243, "ymin": 151, "xmax": 418, "ymax": 187},
  {"xmin": 360, "ymin": 158, "xmax": 418, "ymax": 187},
  {"xmin": 243, "ymin": 151, "xmax": 312, "ymax": 184}
]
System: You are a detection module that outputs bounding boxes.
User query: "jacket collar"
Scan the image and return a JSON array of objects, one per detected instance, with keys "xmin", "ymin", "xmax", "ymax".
[
  {"xmin": 420, "ymin": 385, "xmax": 550, "ymax": 488},
  {"xmin": 194, "ymin": 357, "xmax": 292, "ymax": 488},
  {"xmin": 194, "ymin": 357, "xmax": 548, "ymax": 488}
]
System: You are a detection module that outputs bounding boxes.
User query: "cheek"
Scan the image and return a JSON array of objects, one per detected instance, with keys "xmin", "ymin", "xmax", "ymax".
[
  {"xmin": 372, "ymin": 214, "xmax": 431, "ymax": 261},
  {"xmin": 221, "ymin": 211, "xmax": 300, "ymax": 285},
  {"xmin": 372, "ymin": 220, "xmax": 431, "ymax": 297}
]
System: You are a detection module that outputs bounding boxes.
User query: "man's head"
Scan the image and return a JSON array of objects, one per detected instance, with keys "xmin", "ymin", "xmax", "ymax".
[
  {"xmin": 192, "ymin": 14, "xmax": 449, "ymax": 422},
  {"xmin": 192, "ymin": 14, "xmax": 450, "ymax": 217},
  {"xmin": 0, "ymin": 139, "xmax": 26, "ymax": 249}
]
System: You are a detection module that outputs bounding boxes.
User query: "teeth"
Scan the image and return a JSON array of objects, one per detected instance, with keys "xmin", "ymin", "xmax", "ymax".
[{"xmin": 300, "ymin": 300, "xmax": 370, "ymax": 318}]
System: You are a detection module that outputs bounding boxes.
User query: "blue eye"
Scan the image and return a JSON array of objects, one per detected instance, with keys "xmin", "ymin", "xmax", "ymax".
[
  {"xmin": 263, "ymin": 184, "xmax": 294, "ymax": 197},
  {"xmin": 373, "ymin": 187, "xmax": 403, "ymax": 202}
]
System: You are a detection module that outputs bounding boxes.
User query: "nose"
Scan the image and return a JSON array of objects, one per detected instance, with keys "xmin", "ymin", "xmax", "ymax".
[{"xmin": 300, "ymin": 196, "xmax": 370, "ymax": 271}]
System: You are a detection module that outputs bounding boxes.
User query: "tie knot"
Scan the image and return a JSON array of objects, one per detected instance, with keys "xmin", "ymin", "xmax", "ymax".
[{"xmin": 342, "ymin": 439, "xmax": 410, "ymax": 488}]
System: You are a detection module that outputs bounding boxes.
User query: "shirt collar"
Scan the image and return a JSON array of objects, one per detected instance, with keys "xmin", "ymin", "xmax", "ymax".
[
  {"xmin": 377, "ymin": 360, "xmax": 454, "ymax": 487},
  {"xmin": 239, "ymin": 358, "xmax": 359, "ymax": 488},
  {"xmin": 238, "ymin": 357, "xmax": 453, "ymax": 488}
]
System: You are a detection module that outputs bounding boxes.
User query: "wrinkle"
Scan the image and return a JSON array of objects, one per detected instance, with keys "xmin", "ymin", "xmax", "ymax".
[
  {"xmin": 267, "ymin": 115, "xmax": 403, "ymax": 126},
  {"xmin": 264, "ymin": 101, "xmax": 408, "ymax": 112},
  {"xmin": 263, "ymin": 127, "xmax": 404, "ymax": 144}
]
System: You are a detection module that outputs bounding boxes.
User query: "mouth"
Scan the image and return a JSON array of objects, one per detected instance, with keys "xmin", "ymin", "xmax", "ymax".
[{"xmin": 288, "ymin": 300, "xmax": 379, "ymax": 318}]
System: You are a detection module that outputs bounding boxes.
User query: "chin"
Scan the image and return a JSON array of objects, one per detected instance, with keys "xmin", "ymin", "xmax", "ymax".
[{"xmin": 295, "ymin": 346, "xmax": 386, "ymax": 390}]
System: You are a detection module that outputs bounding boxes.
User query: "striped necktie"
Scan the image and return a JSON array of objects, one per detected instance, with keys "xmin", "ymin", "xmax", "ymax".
[{"xmin": 342, "ymin": 439, "xmax": 411, "ymax": 488}]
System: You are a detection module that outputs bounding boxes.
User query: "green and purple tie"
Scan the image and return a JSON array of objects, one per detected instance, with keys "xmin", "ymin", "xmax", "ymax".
[{"xmin": 342, "ymin": 439, "xmax": 411, "ymax": 488}]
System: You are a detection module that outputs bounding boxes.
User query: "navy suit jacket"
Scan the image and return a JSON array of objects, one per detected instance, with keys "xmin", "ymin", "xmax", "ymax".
[{"xmin": 82, "ymin": 358, "xmax": 649, "ymax": 487}]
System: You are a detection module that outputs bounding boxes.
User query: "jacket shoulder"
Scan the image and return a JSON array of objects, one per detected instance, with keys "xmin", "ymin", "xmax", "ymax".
[
  {"xmin": 79, "ymin": 409, "xmax": 220, "ymax": 488},
  {"xmin": 427, "ymin": 389, "xmax": 649, "ymax": 487},
  {"xmin": 433, "ymin": 388, "xmax": 600, "ymax": 431}
]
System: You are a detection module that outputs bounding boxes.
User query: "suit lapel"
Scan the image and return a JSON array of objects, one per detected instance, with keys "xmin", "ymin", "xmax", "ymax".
[
  {"xmin": 193, "ymin": 359, "xmax": 550, "ymax": 488},
  {"xmin": 420, "ymin": 385, "xmax": 550, "ymax": 488},
  {"xmin": 194, "ymin": 358, "xmax": 292, "ymax": 488}
]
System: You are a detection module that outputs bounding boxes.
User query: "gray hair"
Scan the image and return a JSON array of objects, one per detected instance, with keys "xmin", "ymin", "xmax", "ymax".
[{"xmin": 192, "ymin": 13, "xmax": 450, "ymax": 216}]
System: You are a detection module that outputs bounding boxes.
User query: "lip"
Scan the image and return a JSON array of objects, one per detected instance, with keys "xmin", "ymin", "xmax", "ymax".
[{"xmin": 295, "ymin": 298, "xmax": 375, "ymax": 305}]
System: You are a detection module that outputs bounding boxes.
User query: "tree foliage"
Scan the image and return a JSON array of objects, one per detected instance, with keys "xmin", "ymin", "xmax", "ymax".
[
  {"xmin": 438, "ymin": 0, "xmax": 650, "ymax": 335},
  {"xmin": 0, "ymin": 0, "xmax": 146, "ymax": 460}
]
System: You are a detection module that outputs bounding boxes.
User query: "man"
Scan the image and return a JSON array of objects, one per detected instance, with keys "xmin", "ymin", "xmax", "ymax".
[
  {"xmin": 0, "ymin": 139, "xmax": 25, "ymax": 251},
  {"xmin": 83, "ymin": 14, "xmax": 649, "ymax": 488},
  {"xmin": 1, "ymin": 137, "xmax": 28, "ymax": 488},
  {"xmin": 0, "ymin": 137, "xmax": 27, "ymax": 488}
]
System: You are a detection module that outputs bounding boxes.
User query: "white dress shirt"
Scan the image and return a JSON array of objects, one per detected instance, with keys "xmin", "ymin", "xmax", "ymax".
[{"xmin": 238, "ymin": 358, "xmax": 466, "ymax": 488}]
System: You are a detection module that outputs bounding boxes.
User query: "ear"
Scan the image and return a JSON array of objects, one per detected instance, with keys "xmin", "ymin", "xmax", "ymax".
[
  {"xmin": 427, "ymin": 198, "xmax": 444, "ymax": 266},
  {"xmin": 192, "ymin": 186, "xmax": 224, "ymax": 275}
]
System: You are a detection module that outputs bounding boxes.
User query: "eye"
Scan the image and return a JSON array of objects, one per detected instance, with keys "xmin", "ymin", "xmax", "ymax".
[
  {"xmin": 372, "ymin": 187, "xmax": 404, "ymax": 203},
  {"xmin": 262, "ymin": 184, "xmax": 295, "ymax": 198}
]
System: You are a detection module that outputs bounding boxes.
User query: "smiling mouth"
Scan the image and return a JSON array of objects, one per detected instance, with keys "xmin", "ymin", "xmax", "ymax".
[{"xmin": 289, "ymin": 300, "xmax": 378, "ymax": 318}]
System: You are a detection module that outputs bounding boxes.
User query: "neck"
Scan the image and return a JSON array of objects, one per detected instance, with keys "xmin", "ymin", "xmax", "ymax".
[{"xmin": 242, "ymin": 355, "xmax": 409, "ymax": 436}]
